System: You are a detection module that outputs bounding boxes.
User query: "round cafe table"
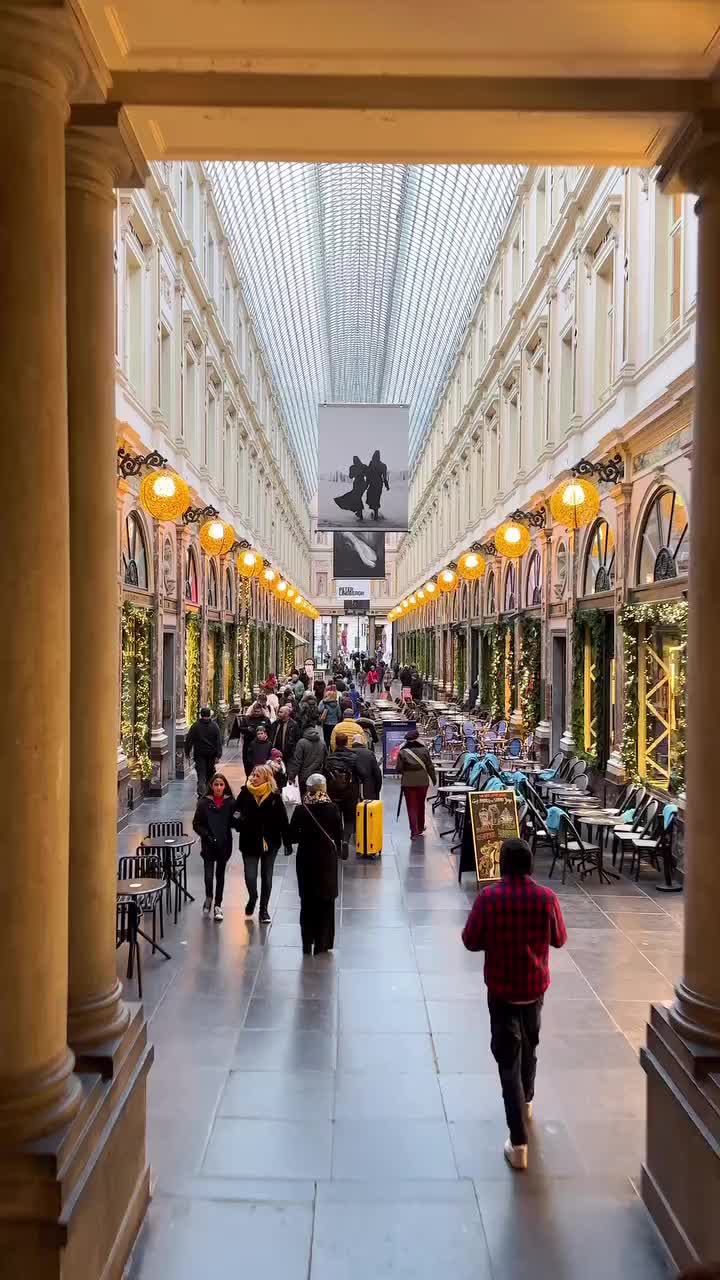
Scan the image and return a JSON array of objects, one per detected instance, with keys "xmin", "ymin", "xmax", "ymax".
[
  {"xmin": 141, "ymin": 834, "xmax": 196, "ymax": 922},
  {"xmin": 116, "ymin": 877, "xmax": 170, "ymax": 998}
]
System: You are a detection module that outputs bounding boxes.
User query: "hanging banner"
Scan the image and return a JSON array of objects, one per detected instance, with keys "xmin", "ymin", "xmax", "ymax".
[
  {"xmin": 344, "ymin": 599, "xmax": 369, "ymax": 615},
  {"xmin": 336, "ymin": 579, "xmax": 371, "ymax": 601},
  {"xmin": 333, "ymin": 530, "xmax": 386, "ymax": 578},
  {"xmin": 317, "ymin": 403, "xmax": 409, "ymax": 531},
  {"xmin": 467, "ymin": 789, "xmax": 520, "ymax": 883}
]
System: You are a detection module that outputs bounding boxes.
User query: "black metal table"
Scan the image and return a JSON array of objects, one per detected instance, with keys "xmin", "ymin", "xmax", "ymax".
[
  {"xmin": 117, "ymin": 877, "xmax": 170, "ymax": 998},
  {"xmin": 141, "ymin": 834, "xmax": 196, "ymax": 922}
]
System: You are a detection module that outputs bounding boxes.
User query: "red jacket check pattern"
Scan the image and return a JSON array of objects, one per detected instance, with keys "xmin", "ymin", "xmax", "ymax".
[{"xmin": 462, "ymin": 874, "xmax": 567, "ymax": 1002}]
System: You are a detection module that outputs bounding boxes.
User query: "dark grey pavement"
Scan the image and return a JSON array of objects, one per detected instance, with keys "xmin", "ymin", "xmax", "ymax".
[{"xmin": 121, "ymin": 747, "xmax": 677, "ymax": 1279}]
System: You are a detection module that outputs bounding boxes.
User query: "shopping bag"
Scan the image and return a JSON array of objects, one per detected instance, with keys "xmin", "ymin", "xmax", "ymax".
[{"xmin": 282, "ymin": 781, "xmax": 301, "ymax": 812}]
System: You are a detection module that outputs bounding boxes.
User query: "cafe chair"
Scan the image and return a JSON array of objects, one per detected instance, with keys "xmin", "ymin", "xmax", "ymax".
[
  {"xmin": 148, "ymin": 819, "xmax": 193, "ymax": 911},
  {"xmin": 507, "ymin": 736, "xmax": 523, "ymax": 758},
  {"xmin": 552, "ymin": 814, "xmax": 603, "ymax": 885},
  {"xmin": 614, "ymin": 799, "xmax": 659, "ymax": 873},
  {"xmin": 629, "ymin": 807, "xmax": 677, "ymax": 882},
  {"xmin": 119, "ymin": 851, "xmax": 165, "ymax": 949}
]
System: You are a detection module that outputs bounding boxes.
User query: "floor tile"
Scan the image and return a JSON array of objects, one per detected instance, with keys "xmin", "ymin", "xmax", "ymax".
[
  {"xmin": 233, "ymin": 1028, "xmax": 337, "ymax": 1071},
  {"xmin": 310, "ymin": 1181, "xmax": 492, "ymax": 1280},
  {"xmin": 332, "ymin": 1118, "xmax": 457, "ymax": 1179},
  {"xmin": 334, "ymin": 1072, "xmax": 445, "ymax": 1119},
  {"xmin": 218, "ymin": 1070, "xmax": 335, "ymax": 1119},
  {"xmin": 243, "ymin": 995, "xmax": 337, "ymax": 1032},
  {"xmin": 337, "ymin": 1031, "xmax": 437, "ymax": 1074},
  {"xmin": 203, "ymin": 1115, "xmax": 333, "ymax": 1178}
]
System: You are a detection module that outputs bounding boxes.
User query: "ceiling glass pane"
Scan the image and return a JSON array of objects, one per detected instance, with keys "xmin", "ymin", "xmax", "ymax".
[{"xmin": 210, "ymin": 162, "xmax": 523, "ymax": 493}]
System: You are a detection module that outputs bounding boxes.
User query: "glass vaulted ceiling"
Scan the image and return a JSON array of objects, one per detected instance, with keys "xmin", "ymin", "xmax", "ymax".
[{"xmin": 210, "ymin": 163, "xmax": 523, "ymax": 494}]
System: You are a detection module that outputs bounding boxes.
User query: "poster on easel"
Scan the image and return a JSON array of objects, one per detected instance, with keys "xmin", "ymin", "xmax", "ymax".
[{"xmin": 468, "ymin": 789, "xmax": 520, "ymax": 883}]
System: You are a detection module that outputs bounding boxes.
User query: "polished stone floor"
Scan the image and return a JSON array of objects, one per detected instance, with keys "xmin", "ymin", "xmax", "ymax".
[{"xmin": 120, "ymin": 746, "xmax": 680, "ymax": 1279}]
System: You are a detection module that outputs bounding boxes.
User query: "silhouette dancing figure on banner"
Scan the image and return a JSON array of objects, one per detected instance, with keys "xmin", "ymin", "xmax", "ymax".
[
  {"xmin": 334, "ymin": 455, "xmax": 368, "ymax": 520},
  {"xmin": 364, "ymin": 450, "xmax": 390, "ymax": 520}
]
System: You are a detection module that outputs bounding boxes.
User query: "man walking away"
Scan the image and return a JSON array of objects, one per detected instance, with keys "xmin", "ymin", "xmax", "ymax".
[
  {"xmin": 462, "ymin": 838, "xmax": 567, "ymax": 1171},
  {"xmin": 325, "ymin": 731, "xmax": 361, "ymax": 857},
  {"xmin": 185, "ymin": 707, "xmax": 223, "ymax": 798},
  {"xmin": 351, "ymin": 736, "xmax": 382, "ymax": 801},
  {"xmin": 288, "ymin": 721, "xmax": 326, "ymax": 797}
]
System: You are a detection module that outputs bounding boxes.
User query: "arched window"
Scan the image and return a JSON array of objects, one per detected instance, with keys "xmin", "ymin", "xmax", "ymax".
[
  {"xmin": 503, "ymin": 564, "xmax": 516, "ymax": 613},
  {"xmin": 583, "ymin": 519, "xmax": 615, "ymax": 595},
  {"xmin": 185, "ymin": 548, "xmax": 199, "ymax": 604},
  {"xmin": 122, "ymin": 512, "xmax": 149, "ymax": 590},
  {"xmin": 525, "ymin": 549, "xmax": 542, "ymax": 606},
  {"xmin": 637, "ymin": 486, "xmax": 689, "ymax": 584},
  {"xmin": 225, "ymin": 569, "xmax": 234, "ymax": 613},
  {"xmin": 486, "ymin": 570, "xmax": 496, "ymax": 616},
  {"xmin": 207, "ymin": 561, "xmax": 219, "ymax": 609}
]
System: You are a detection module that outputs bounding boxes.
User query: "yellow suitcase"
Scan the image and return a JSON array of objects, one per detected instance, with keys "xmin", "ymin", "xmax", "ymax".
[{"xmin": 356, "ymin": 799, "xmax": 383, "ymax": 858}]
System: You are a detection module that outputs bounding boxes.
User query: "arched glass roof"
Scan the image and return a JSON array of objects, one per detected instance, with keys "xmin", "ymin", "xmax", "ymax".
[{"xmin": 210, "ymin": 162, "xmax": 523, "ymax": 493}]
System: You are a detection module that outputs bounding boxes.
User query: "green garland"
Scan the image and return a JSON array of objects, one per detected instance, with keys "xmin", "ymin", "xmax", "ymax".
[
  {"xmin": 185, "ymin": 612, "xmax": 201, "ymax": 725},
  {"xmin": 121, "ymin": 602, "xmax": 153, "ymax": 780},
  {"xmin": 226, "ymin": 622, "xmax": 237, "ymax": 703},
  {"xmin": 619, "ymin": 600, "xmax": 687, "ymax": 790},
  {"xmin": 571, "ymin": 606, "xmax": 608, "ymax": 769},
  {"xmin": 482, "ymin": 621, "xmax": 513, "ymax": 720},
  {"xmin": 209, "ymin": 621, "xmax": 224, "ymax": 711},
  {"xmin": 281, "ymin": 627, "xmax": 294, "ymax": 676},
  {"xmin": 518, "ymin": 619, "xmax": 541, "ymax": 731}
]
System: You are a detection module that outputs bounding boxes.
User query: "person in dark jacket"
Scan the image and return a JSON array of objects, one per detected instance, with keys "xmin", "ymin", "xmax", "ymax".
[
  {"xmin": 185, "ymin": 707, "xmax": 223, "ymax": 798},
  {"xmin": 325, "ymin": 732, "xmax": 361, "ymax": 856},
  {"xmin": 298, "ymin": 692, "xmax": 319, "ymax": 734},
  {"xmin": 410, "ymin": 666, "xmax": 424, "ymax": 703},
  {"xmin": 313, "ymin": 677, "xmax": 326, "ymax": 702},
  {"xmin": 289, "ymin": 723, "xmax": 327, "ymax": 795},
  {"xmin": 235, "ymin": 764, "xmax": 291, "ymax": 922},
  {"xmin": 396, "ymin": 728, "xmax": 437, "ymax": 839},
  {"xmin": 269, "ymin": 703, "xmax": 300, "ymax": 764},
  {"xmin": 245, "ymin": 724, "xmax": 272, "ymax": 771},
  {"xmin": 288, "ymin": 773, "xmax": 344, "ymax": 954},
  {"xmin": 239, "ymin": 701, "xmax": 272, "ymax": 775},
  {"xmin": 351, "ymin": 738, "xmax": 382, "ymax": 801},
  {"xmin": 192, "ymin": 772, "xmax": 237, "ymax": 920},
  {"xmin": 319, "ymin": 683, "xmax": 342, "ymax": 748},
  {"xmin": 268, "ymin": 747, "xmax": 288, "ymax": 793}
]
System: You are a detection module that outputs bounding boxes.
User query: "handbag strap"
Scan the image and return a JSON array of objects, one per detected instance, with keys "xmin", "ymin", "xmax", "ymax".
[
  {"xmin": 402, "ymin": 747, "xmax": 430, "ymax": 777},
  {"xmin": 303, "ymin": 802, "xmax": 339, "ymax": 855}
]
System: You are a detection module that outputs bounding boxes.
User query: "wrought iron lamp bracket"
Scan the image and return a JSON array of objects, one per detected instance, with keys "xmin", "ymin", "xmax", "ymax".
[
  {"xmin": 182, "ymin": 504, "xmax": 219, "ymax": 525},
  {"xmin": 571, "ymin": 452, "xmax": 624, "ymax": 485},
  {"xmin": 117, "ymin": 446, "xmax": 167, "ymax": 478},
  {"xmin": 509, "ymin": 506, "xmax": 547, "ymax": 528},
  {"xmin": 472, "ymin": 539, "xmax": 497, "ymax": 557}
]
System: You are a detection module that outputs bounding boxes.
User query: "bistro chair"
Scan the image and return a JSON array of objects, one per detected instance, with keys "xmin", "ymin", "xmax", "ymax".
[
  {"xmin": 614, "ymin": 799, "xmax": 659, "ymax": 873},
  {"xmin": 147, "ymin": 819, "xmax": 194, "ymax": 915},
  {"xmin": 507, "ymin": 736, "xmax": 523, "ymax": 758},
  {"xmin": 629, "ymin": 807, "xmax": 677, "ymax": 882},
  {"xmin": 552, "ymin": 814, "xmax": 603, "ymax": 884},
  {"xmin": 118, "ymin": 852, "xmax": 166, "ymax": 949}
]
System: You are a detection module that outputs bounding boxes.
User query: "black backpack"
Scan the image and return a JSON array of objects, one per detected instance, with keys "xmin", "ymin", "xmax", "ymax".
[{"xmin": 326, "ymin": 757, "xmax": 353, "ymax": 792}]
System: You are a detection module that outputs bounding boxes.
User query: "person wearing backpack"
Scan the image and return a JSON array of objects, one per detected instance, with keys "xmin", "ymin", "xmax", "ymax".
[
  {"xmin": 319, "ymin": 682, "xmax": 342, "ymax": 748},
  {"xmin": 396, "ymin": 727, "xmax": 437, "ymax": 838},
  {"xmin": 324, "ymin": 731, "xmax": 361, "ymax": 857},
  {"xmin": 288, "ymin": 721, "xmax": 326, "ymax": 797}
]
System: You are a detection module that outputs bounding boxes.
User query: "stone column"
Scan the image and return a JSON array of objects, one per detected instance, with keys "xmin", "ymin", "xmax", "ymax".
[
  {"xmin": 607, "ymin": 480, "xmax": 632, "ymax": 781},
  {"xmin": 535, "ymin": 529, "xmax": 552, "ymax": 760},
  {"xmin": 200, "ymin": 553, "xmax": 209, "ymax": 704},
  {"xmin": 0, "ymin": 12, "xmax": 83, "ymax": 1142},
  {"xmin": 559, "ymin": 528, "xmax": 577, "ymax": 754},
  {"xmin": 175, "ymin": 525, "xmax": 190, "ymax": 775},
  {"xmin": 509, "ymin": 616, "xmax": 524, "ymax": 736},
  {"xmin": 116, "ymin": 484, "xmax": 132, "ymax": 821},
  {"xmin": 65, "ymin": 123, "xmax": 141, "ymax": 1054},
  {"xmin": 148, "ymin": 522, "xmax": 169, "ymax": 795},
  {"xmin": 641, "ymin": 142, "xmax": 720, "ymax": 1267}
]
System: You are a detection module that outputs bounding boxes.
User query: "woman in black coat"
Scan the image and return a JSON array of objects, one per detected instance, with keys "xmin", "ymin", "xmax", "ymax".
[
  {"xmin": 192, "ymin": 773, "xmax": 237, "ymax": 922},
  {"xmin": 235, "ymin": 764, "xmax": 291, "ymax": 923},
  {"xmin": 287, "ymin": 772, "xmax": 344, "ymax": 955}
]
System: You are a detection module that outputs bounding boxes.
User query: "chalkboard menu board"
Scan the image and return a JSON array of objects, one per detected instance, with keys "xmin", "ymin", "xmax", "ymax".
[{"xmin": 467, "ymin": 789, "xmax": 520, "ymax": 883}]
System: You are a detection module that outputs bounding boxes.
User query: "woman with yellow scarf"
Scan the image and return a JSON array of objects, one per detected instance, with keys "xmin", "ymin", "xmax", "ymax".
[{"xmin": 235, "ymin": 765, "xmax": 292, "ymax": 923}]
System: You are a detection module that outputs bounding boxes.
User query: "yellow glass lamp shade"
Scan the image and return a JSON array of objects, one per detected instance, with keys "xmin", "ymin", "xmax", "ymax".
[
  {"xmin": 401, "ymin": 600, "xmax": 409, "ymax": 612},
  {"xmin": 424, "ymin": 580, "xmax": 438, "ymax": 597},
  {"xmin": 286, "ymin": 586, "xmax": 297, "ymax": 603},
  {"xmin": 237, "ymin": 547, "xmax": 262, "ymax": 578},
  {"xmin": 260, "ymin": 565, "xmax": 278, "ymax": 590},
  {"xmin": 438, "ymin": 568, "xmax": 459, "ymax": 592},
  {"xmin": 457, "ymin": 551, "xmax": 486, "ymax": 580},
  {"xmin": 139, "ymin": 470, "xmax": 191, "ymax": 521},
  {"xmin": 199, "ymin": 518, "xmax": 235, "ymax": 557},
  {"xmin": 416, "ymin": 588, "xmax": 426, "ymax": 604},
  {"xmin": 274, "ymin": 578, "xmax": 288, "ymax": 599},
  {"xmin": 495, "ymin": 520, "xmax": 531, "ymax": 559},
  {"xmin": 294, "ymin": 595, "xmax": 305, "ymax": 610},
  {"xmin": 550, "ymin": 476, "xmax": 601, "ymax": 530},
  {"xmin": 408, "ymin": 594, "xmax": 417, "ymax": 608}
]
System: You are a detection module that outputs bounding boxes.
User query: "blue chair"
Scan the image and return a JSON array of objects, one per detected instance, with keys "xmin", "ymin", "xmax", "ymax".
[{"xmin": 507, "ymin": 737, "xmax": 523, "ymax": 758}]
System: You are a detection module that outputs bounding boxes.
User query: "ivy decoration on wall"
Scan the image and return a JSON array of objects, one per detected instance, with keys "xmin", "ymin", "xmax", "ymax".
[
  {"xmin": 185, "ymin": 612, "xmax": 201, "ymax": 726},
  {"xmin": 619, "ymin": 600, "xmax": 687, "ymax": 791},
  {"xmin": 571, "ymin": 606, "xmax": 609, "ymax": 769},
  {"xmin": 121, "ymin": 602, "xmax": 153, "ymax": 780},
  {"xmin": 518, "ymin": 619, "xmax": 541, "ymax": 731},
  {"xmin": 482, "ymin": 622, "xmax": 511, "ymax": 721},
  {"xmin": 209, "ymin": 621, "xmax": 225, "ymax": 726}
]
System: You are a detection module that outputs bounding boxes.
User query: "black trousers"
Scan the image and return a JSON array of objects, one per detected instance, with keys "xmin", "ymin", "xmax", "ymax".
[
  {"xmin": 194, "ymin": 754, "xmax": 217, "ymax": 798},
  {"xmin": 243, "ymin": 850, "xmax": 278, "ymax": 912},
  {"xmin": 488, "ymin": 995, "xmax": 543, "ymax": 1147},
  {"xmin": 202, "ymin": 855, "xmax": 228, "ymax": 905},
  {"xmin": 299, "ymin": 897, "xmax": 335, "ymax": 954}
]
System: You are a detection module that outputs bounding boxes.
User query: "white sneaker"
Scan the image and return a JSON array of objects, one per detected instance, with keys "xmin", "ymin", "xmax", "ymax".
[
  {"xmin": 525, "ymin": 1101, "xmax": 533, "ymax": 1121},
  {"xmin": 213, "ymin": 904, "xmax": 224, "ymax": 921},
  {"xmin": 203, "ymin": 898, "xmax": 212, "ymax": 916},
  {"xmin": 504, "ymin": 1137, "xmax": 528, "ymax": 1171}
]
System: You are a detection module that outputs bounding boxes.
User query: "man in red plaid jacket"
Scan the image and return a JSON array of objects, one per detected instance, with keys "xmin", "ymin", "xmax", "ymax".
[{"xmin": 462, "ymin": 837, "xmax": 567, "ymax": 1170}]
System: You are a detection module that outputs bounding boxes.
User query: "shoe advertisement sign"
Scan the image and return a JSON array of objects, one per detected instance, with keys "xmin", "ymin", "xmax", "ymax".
[{"xmin": 317, "ymin": 403, "xmax": 409, "ymax": 531}]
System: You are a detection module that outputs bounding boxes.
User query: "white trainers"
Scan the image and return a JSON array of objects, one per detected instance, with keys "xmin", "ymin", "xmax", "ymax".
[
  {"xmin": 525, "ymin": 1101, "xmax": 533, "ymax": 1121},
  {"xmin": 202, "ymin": 898, "xmax": 212, "ymax": 916},
  {"xmin": 504, "ymin": 1137, "xmax": 528, "ymax": 1171},
  {"xmin": 213, "ymin": 904, "xmax": 224, "ymax": 921}
]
